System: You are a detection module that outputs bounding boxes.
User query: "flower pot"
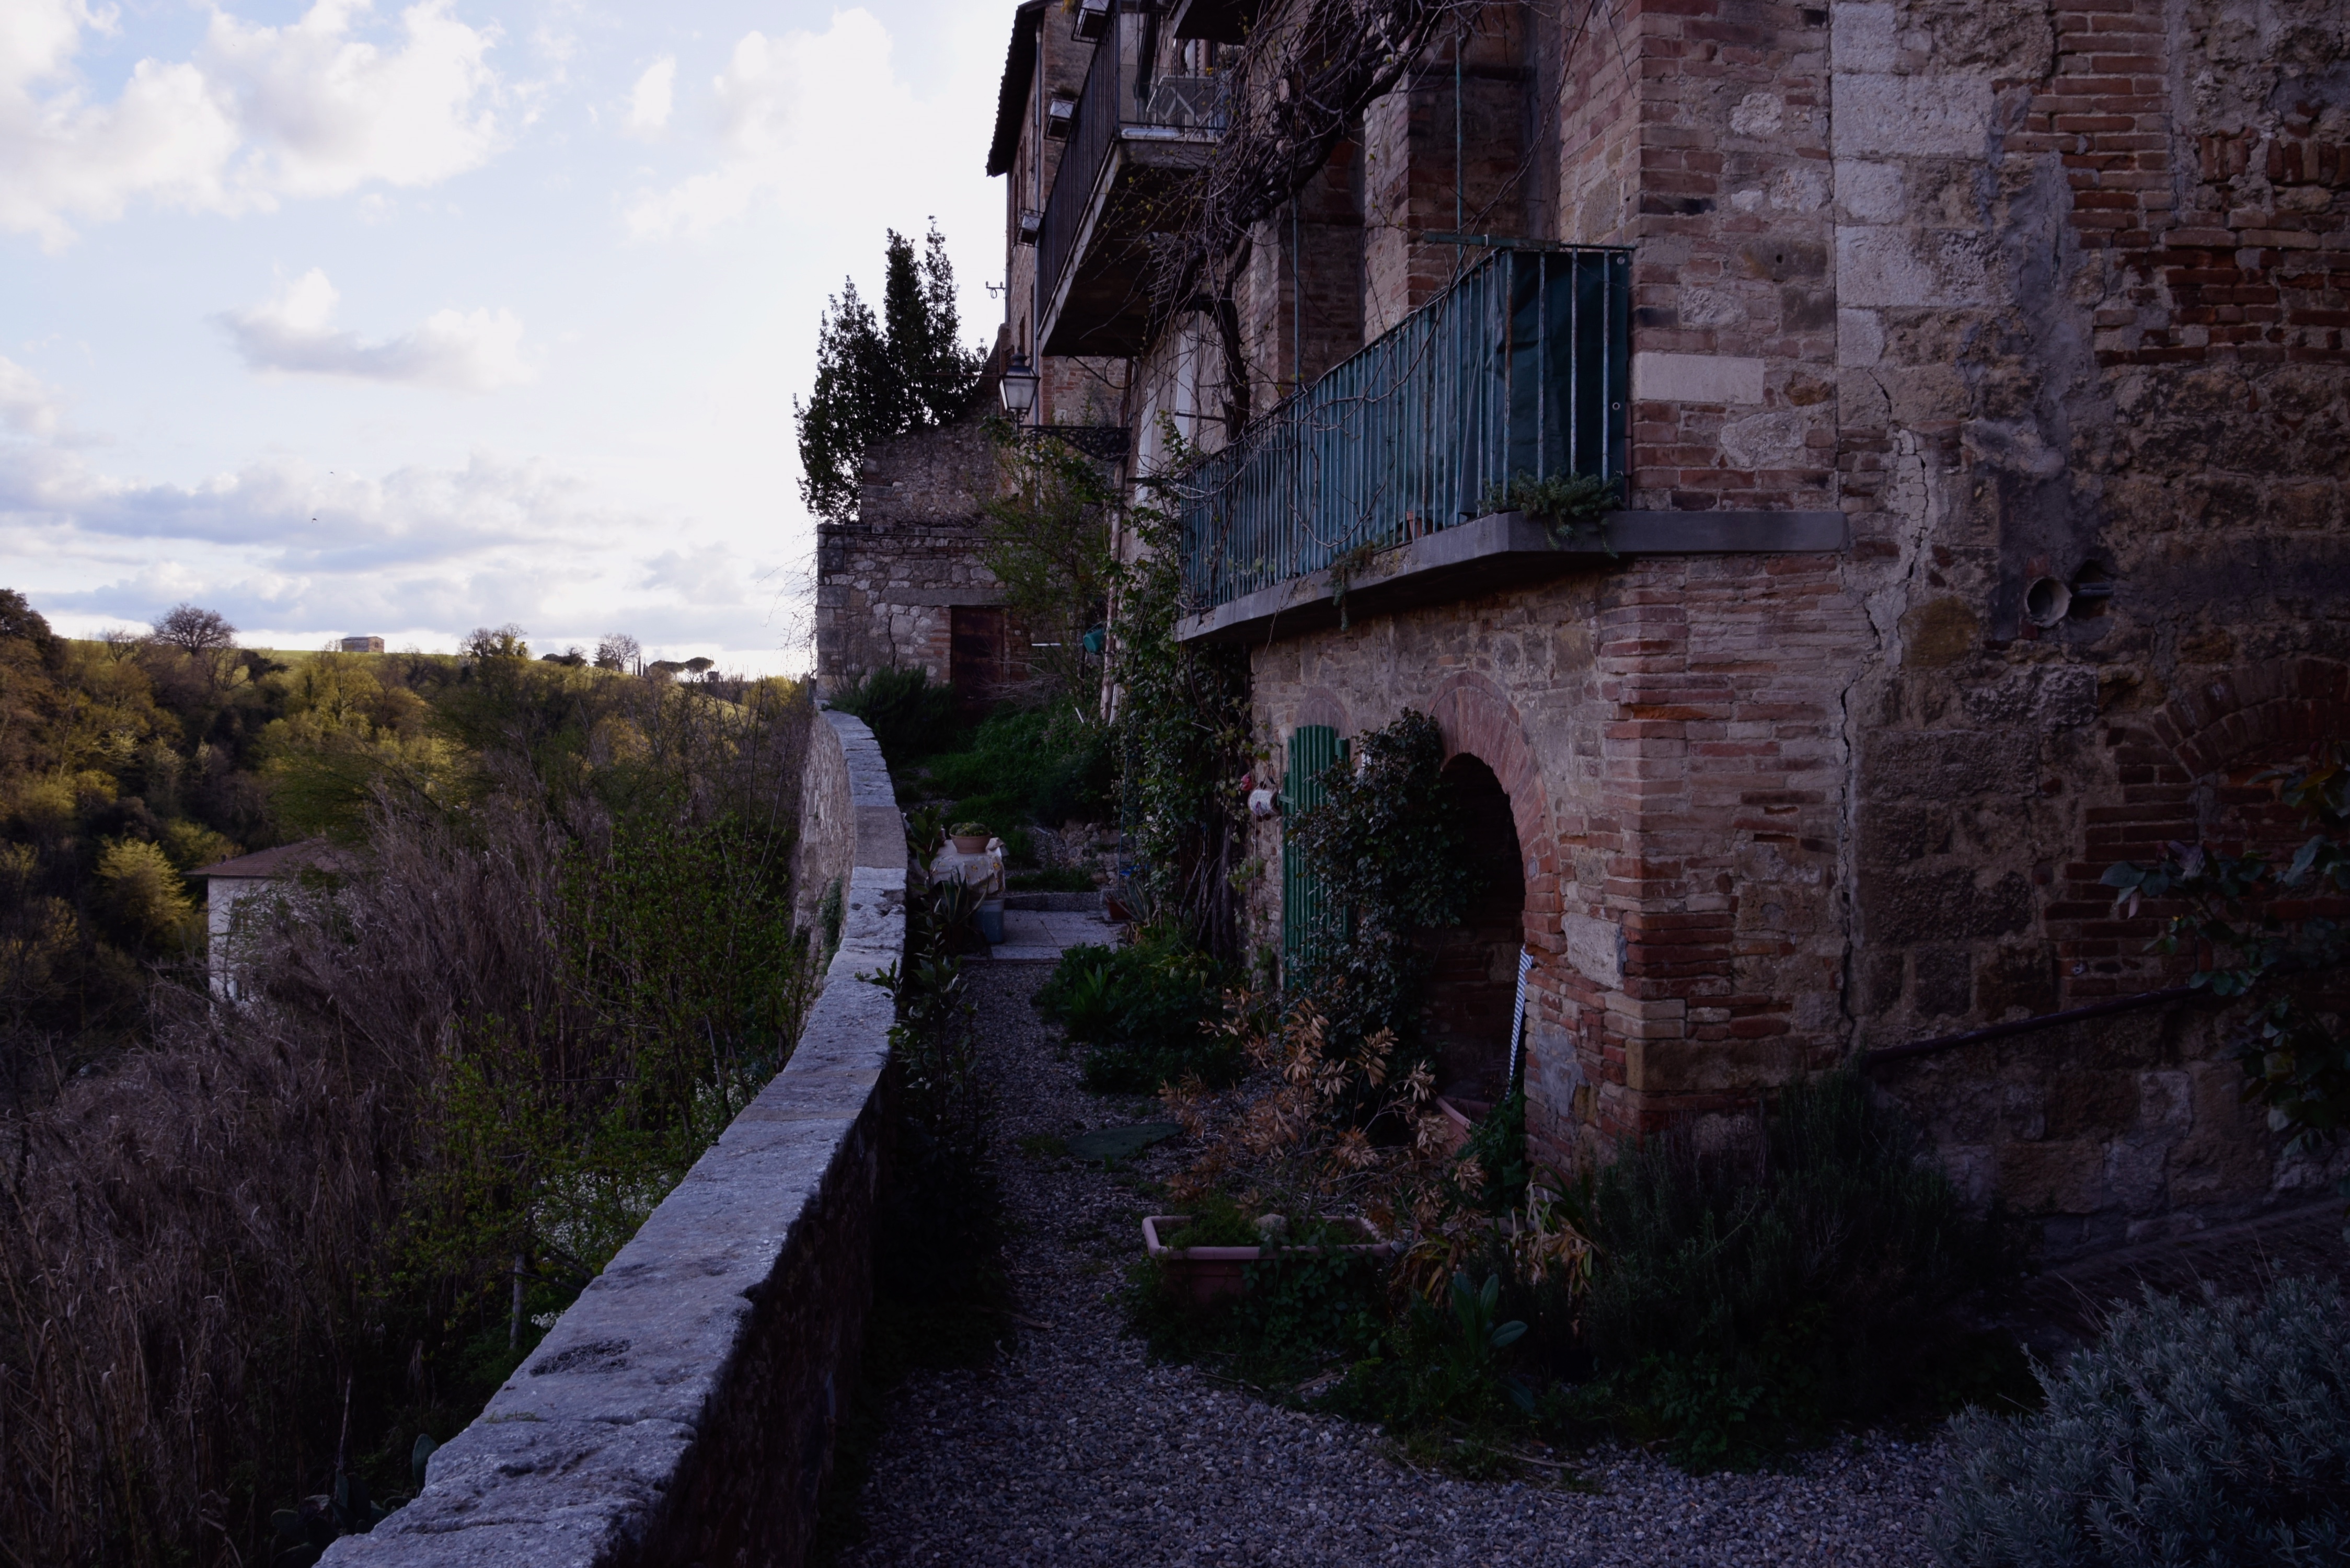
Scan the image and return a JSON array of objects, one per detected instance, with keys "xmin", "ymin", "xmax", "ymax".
[
  {"xmin": 1142, "ymin": 1215, "xmax": 1396, "ymax": 1307},
  {"xmin": 951, "ymin": 834, "xmax": 990, "ymax": 854}
]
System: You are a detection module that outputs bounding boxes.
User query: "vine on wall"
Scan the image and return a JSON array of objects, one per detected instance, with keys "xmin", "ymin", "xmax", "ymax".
[
  {"xmin": 1286, "ymin": 709, "xmax": 1476, "ymax": 1085},
  {"xmin": 1115, "ymin": 486, "xmax": 1255, "ymax": 960}
]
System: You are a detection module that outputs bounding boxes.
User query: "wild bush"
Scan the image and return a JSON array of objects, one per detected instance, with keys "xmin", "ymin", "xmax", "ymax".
[
  {"xmin": 827, "ymin": 665, "xmax": 958, "ymax": 770},
  {"xmin": 816, "ymin": 832, "xmax": 1005, "ymax": 1559},
  {"xmin": 1033, "ymin": 926, "xmax": 1233, "ymax": 1091},
  {"xmin": 1933, "ymin": 1278, "xmax": 2350, "ymax": 1567},
  {"xmin": 915, "ymin": 703, "xmax": 1112, "ymax": 832},
  {"xmin": 0, "ymin": 665, "xmax": 814, "ymax": 1567},
  {"xmin": 1581, "ymin": 1071, "xmax": 2006, "ymax": 1468}
]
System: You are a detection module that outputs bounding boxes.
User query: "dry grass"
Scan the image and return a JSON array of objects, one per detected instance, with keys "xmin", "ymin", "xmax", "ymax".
[{"xmin": 0, "ymin": 671, "xmax": 812, "ymax": 1566}]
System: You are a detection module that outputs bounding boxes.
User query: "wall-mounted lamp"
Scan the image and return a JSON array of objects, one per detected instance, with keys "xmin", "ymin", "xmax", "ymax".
[
  {"xmin": 999, "ymin": 352, "xmax": 1039, "ymax": 424},
  {"xmin": 1073, "ymin": 0, "xmax": 1111, "ymax": 41},
  {"xmin": 1016, "ymin": 209, "xmax": 1042, "ymax": 246},
  {"xmin": 1045, "ymin": 97, "xmax": 1077, "ymax": 139}
]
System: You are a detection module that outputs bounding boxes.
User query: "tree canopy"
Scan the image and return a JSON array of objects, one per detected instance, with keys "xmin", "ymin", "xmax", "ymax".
[{"xmin": 794, "ymin": 224, "xmax": 985, "ymax": 525}]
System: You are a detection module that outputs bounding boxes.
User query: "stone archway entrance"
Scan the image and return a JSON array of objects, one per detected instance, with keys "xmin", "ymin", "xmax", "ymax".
[{"xmin": 1421, "ymin": 754, "xmax": 1527, "ymax": 1106}]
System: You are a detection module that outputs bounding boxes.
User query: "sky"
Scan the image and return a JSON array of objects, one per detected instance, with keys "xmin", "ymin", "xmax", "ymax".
[{"xmin": 0, "ymin": 0, "xmax": 1015, "ymax": 672}]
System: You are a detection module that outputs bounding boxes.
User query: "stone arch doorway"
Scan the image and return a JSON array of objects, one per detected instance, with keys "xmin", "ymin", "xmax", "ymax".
[{"xmin": 1421, "ymin": 754, "xmax": 1527, "ymax": 1107}]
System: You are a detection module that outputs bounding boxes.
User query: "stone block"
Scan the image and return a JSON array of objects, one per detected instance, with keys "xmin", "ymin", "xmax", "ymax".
[
  {"xmin": 1861, "ymin": 729, "xmax": 2035, "ymax": 799},
  {"xmin": 1632, "ymin": 351, "xmax": 1767, "ymax": 405},
  {"xmin": 1561, "ymin": 912, "xmax": 1625, "ymax": 987},
  {"xmin": 1836, "ymin": 226, "xmax": 1997, "ymax": 308},
  {"xmin": 1831, "ymin": 72, "xmax": 1995, "ymax": 159},
  {"xmin": 1914, "ymin": 945, "xmax": 1973, "ymax": 1016}
]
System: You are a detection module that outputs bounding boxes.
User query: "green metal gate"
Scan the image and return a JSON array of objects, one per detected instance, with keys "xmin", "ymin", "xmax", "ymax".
[{"xmin": 1281, "ymin": 725, "xmax": 1346, "ymax": 970}]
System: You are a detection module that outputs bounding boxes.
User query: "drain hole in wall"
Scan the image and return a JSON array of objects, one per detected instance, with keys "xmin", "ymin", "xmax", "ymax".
[{"xmin": 2024, "ymin": 577, "xmax": 2072, "ymax": 627}]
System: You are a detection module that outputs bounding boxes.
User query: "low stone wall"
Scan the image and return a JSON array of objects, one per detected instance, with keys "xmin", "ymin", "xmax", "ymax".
[{"xmin": 329, "ymin": 710, "xmax": 906, "ymax": 1568}]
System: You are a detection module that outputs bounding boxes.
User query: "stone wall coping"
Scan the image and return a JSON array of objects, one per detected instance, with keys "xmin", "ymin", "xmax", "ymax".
[
  {"xmin": 327, "ymin": 709, "xmax": 906, "ymax": 1567},
  {"xmin": 1176, "ymin": 509, "xmax": 1850, "ymax": 645}
]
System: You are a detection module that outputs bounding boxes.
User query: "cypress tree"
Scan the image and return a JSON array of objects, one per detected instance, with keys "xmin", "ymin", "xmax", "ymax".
[{"xmin": 796, "ymin": 224, "xmax": 982, "ymax": 525}]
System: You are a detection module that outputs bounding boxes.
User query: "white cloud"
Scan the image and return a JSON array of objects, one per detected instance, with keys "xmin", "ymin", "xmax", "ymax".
[
  {"xmin": 625, "ymin": 11, "xmax": 926, "ymax": 241},
  {"xmin": 0, "ymin": 357, "xmax": 64, "ymax": 436},
  {"xmin": 218, "ymin": 268, "xmax": 532, "ymax": 390},
  {"xmin": 0, "ymin": 0, "xmax": 502, "ymax": 247},
  {"xmin": 624, "ymin": 56, "xmax": 673, "ymax": 137},
  {"xmin": 0, "ymin": 418, "xmax": 795, "ymax": 666}
]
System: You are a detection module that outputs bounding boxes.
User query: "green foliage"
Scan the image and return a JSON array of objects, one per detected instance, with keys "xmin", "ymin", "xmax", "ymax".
[
  {"xmin": 1033, "ymin": 926, "xmax": 1235, "ymax": 1091},
  {"xmin": 1285, "ymin": 708, "xmax": 1475, "ymax": 1092},
  {"xmin": 828, "ymin": 666, "xmax": 959, "ymax": 770},
  {"xmin": 0, "ymin": 590, "xmax": 331, "ymax": 1087},
  {"xmin": 914, "ymin": 704, "xmax": 1113, "ymax": 833},
  {"xmin": 1933, "ymin": 1278, "xmax": 2350, "ymax": 1567},
  {"xmin": 2101, "ymin": 745, "xmax": 2350, "ymax": 1166},
  {"xmin": 819, "ymin": 847, "xmax": 1006, "ymax": 1560},
  {"xmin": 1327, "ymin": 1271, "xmax": 1541, "ymax": 1436},
  {"xmin": 1117, "ymin": 454, "xmax": 1254, "ymax": 955},
  {"xmin": 794, "ymin": 224, "xmax": 983, "ymax": 525},
  {"xmin": 400, "ymin": 679, "xmax": 813, "ymax": 1331},
  {"xmin": 1481, "ymin": 470, "xmax": 1621, "ymax": 546},
  {"xmin": 94, "ymin": 836, "xmax": 197, "ymax": 947},
  {"xmin": 1450, "ymin": 1087, "xmax": 1532, "ymax": 1218},
  {"xmin": 1157, "ymin": 1190, "xmax": 1264, "ymax": 1246},
  {"xmin": 979, "ymin": 429, "xmax": 1118, "ymax": 713},
  {"xmin": 1124, "ymin": 1227, "xmax": 1388, "ymax": 1389},
  {"xmin": 1581, "ymin": 1072, "xmax": 2004, "ymax": 1469}
]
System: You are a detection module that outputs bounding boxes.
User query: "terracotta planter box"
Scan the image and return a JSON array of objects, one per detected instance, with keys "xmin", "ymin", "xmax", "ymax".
[
  {"xmin": 1430, "ymin": 1095, "xmax": 1493, "ymax": 1159},
  {"xmin": 1142, "ymin": 1216, "xmax": 1397, "ymax": 1307}
]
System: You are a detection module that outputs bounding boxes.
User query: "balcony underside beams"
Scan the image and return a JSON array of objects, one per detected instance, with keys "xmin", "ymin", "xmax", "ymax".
[
  {"xmin": 1172, "ymin": 509, "xmax": 1850, "ymax": 645},
  {"xmin": 1040, "ymin": 139, "xmax": 1215, "ymax": 359}
]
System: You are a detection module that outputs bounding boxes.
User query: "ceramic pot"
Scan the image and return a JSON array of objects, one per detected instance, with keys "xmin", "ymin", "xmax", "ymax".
[{"xmin": 951, "ymin": 834, "xmax": 990, "ymax": 854}]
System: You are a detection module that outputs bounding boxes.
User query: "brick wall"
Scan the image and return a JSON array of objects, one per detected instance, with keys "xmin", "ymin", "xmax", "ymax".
[
  {"xmin": 1619, "ymin": 0, "xmax": 1841, "ymax": 513},
  {"xmin": 1216, "ymin": 0, "xmax": 2347, "ymax": 1254},
  {"xmin": 1243, "ymin": 549, "xmax": 1868, "ymax": 1171}
]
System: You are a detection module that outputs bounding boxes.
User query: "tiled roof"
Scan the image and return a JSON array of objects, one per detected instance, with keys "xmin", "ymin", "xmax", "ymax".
[{"xmin": 187, "ymin": 839, "xmax": 353, "ymax": 880}]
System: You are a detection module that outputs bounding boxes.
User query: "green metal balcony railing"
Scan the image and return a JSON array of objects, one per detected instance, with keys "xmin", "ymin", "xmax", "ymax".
[{"xmin": 1176, "ymin": 245, "xmax": 1631, "ymax": 613}]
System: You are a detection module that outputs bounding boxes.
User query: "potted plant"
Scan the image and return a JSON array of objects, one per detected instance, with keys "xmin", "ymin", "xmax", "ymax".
[
  {"xmin": 1142, "ymin": 1205, "xmax": 1397, "ymax": 1308},
  {"xmin": 950, "ymin": 821, "xmax": 992, "ymax": 854}
]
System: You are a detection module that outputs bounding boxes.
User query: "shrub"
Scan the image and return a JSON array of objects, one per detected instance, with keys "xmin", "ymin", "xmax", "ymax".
[
  {"xmin": 916, "ymin": 704, "xmax": 1112, "ymax": 828},
  {"xmin": 1124, "ymin": 1215, "xmax": 1387, "ymax": 1388},
  {"xmin": 95, "ymin": 836, "xmax": 197, "ymax": 946},
  {"xmin": 828, "ymin": 666, "xmax": 957, "ymax": 768},
  {"xmin": 1581, "ymin": 1071, "xmax": 2005, "ymax": 1468},
  {"xmin": 1033, "ymin": 925, "xmax": 1233, "ymax": 1091},
  {"xmin": 1934, "ymin": 1278, "xmax": 2350, "ymax": 1566}
]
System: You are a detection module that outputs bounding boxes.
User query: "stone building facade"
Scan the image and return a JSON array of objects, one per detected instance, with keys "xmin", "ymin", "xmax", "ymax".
[
  {"xmin": 993, "ymin": 0, "xmax": 2348, "ymax": 1258},
  {"xmin": 813, "ymin": 396, "xmax": 1040, "ymax": 716}
]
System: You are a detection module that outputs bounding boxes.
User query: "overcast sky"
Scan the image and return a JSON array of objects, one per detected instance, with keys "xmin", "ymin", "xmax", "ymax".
[{"xmin": 1, "ymin": 0, "xmax": 1011, "ymax": 671}]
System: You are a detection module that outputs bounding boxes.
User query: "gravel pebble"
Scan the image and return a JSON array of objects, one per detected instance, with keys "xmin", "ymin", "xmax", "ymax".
[{"xmin": 836, "ymin": 963, "xmax": 1955, "ymax": 1566}]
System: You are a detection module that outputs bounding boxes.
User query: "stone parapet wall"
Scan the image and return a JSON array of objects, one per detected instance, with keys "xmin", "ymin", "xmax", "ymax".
[{"xmin": 327, "ymin": 710, "xmax": 907, "ymax": 1568}]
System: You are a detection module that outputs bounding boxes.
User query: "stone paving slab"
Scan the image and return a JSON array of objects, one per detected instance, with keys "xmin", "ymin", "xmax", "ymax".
[{"xmin": 986, "ymin": 908, "xmax": 1122, "ymax": 961}]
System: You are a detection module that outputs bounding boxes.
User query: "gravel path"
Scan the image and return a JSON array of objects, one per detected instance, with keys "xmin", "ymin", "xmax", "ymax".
[{"xmin": 834, "ymin": 963, "xmax": 1956, "ymax": 1567}]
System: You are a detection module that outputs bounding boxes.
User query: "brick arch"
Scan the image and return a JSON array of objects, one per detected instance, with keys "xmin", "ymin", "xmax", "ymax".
[
  {"xmin": 1427, "ymin": 673, "xmax": 1552, "ymax": 880},
  {"xmin": 1292, "ymin": 688, "xmax": 1352, "ymax": 738},
  {"xmin": 2150, "ymin": 658, "xmax": 2350, "ymax": 779}
]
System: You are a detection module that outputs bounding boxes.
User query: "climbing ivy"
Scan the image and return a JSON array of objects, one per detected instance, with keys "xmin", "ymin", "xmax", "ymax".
[
  {"xmin": 1285, "ymin": 709, "xmax": 1475, "ymax": 1076},
  {"xmin": 1114, "ymin": 475, "xmax": 1255, "ymax": 959}
]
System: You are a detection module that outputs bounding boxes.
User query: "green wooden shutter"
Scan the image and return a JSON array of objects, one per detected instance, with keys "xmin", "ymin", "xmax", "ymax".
[{"xmin": 1281, "ymin": 725, "xmax": 1345, "ymax": 969}]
